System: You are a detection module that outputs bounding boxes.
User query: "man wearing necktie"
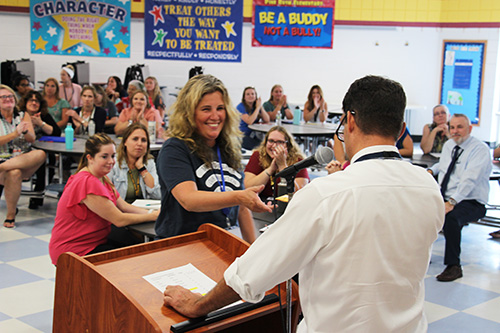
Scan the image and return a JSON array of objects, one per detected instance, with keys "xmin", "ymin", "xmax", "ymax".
[{"xmin": 428, "ymin": 114, "xmax": 492, "ymax": 282}]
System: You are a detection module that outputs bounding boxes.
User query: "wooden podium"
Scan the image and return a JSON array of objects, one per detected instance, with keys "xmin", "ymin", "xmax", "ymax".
[{"xmin": 53, "ymin": 224, "xmax": 300, "ymax": 332}]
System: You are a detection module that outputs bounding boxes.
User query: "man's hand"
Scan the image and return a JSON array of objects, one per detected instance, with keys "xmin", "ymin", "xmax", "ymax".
[
  {"xmin": 445, "ymin": 201, "xmax": 455, "ymax": 214},
  {"xmin": 163, "ymin": 285, "xmax": 205, "ymax": 318}
]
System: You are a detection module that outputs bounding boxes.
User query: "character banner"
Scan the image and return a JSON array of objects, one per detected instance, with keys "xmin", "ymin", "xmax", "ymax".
[
  {"xmin": 253, "ymin": 0, "xmax": 334, "ymax": 48},
  {"xmin": 30, "ymin": 0, "xmax": 131, "ymax": 57},
  {"xmin": 144, "ymin": 0, "xmax": 243, "ymax": 63}
]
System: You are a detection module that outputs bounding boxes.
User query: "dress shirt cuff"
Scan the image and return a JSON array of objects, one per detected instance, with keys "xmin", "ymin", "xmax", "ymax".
[
  {"xmin": 224, "ymin": 257, "xmax": 266, "ymax": 303},
  {"xmin": 450, "ymin": 193, "xmax": 463, "ymax": 204}
]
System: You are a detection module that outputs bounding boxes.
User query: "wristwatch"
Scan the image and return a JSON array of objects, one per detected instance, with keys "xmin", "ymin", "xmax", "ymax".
[{"xmin": 448, "ymin": 198, "xmax": 457, "ymax": 206}]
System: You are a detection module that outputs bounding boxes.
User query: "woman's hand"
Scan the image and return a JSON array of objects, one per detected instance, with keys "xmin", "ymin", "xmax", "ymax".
[
  {"xmin": 30, "ymin": 113, "xmax": 43, "ymax": 127},
  {"xmin": 269, "ymin": 143, "xmax": 288, "ymax": 172},
  {"xmin": 134, "ymin": 157, "xmax": 145, "ymax": 170},
  {"xmin": 434, "ymin": 123, "xmax": 449, "ymax": 137},
  {"xmin": 65, "ymin": 109, "xmax": 79, "ymax": 118},
  {"xmin": 325, "ymin": 160, "xmax": 342, "ymax": 174},
  {"xmin": 16, "ymin": 121, "xmax": 30, "ymax": 136}
]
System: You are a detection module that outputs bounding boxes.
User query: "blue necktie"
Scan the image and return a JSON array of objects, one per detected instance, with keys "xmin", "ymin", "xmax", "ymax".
[{"xmin": 440, "ymin": 145, "xmax": 462, "ymax": 198}]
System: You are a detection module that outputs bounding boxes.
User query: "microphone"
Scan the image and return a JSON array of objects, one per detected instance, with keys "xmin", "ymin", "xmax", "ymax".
[{"xmin": 274, "ymin": 146, "xmax": 334, "ymax": 178}]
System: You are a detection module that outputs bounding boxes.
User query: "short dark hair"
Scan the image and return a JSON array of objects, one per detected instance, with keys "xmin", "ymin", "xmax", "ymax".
[{"xmin": 342, "ymin": 75, "xmax": 406, "ymax": 140}]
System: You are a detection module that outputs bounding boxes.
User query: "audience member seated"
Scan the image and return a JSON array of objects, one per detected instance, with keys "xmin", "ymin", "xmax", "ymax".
[
  {"xmin": 145, "ymin": 76, "xmax": 166, "ymax": 120},
  {"xmin": 93, "ymin": 84, "xmax": 118, "ymax": 134},
  {"xmin": 115, "ymin": 90, "xmax": 162, "ymax": 137},
  {"xmin": 396, "ymin": 126, "xmax": 413, "ymax": 157},
  {"xmin": 48, "ymin": 133, "xmax": 159, "ymax": 265},
  {"xmin": 43, "ymin": 77, "xmax": 71, "ymax": 129},
  {"xmin": 19, "ymin": 90, "xmax": 61, "ymax": 209},
  {"xmin": 303, "ymin": 85, "xmax": 328, "ymax": 123},
  {"xmin": 0, "ymin": 85, "xmax": 46, "ymax": 227},
  {"xmin": 116, "ymin": 80, "xmax": 145, "ymax": 113},
  {"xmin": 490, "ymin": 144, "xmax": 500, "ymax": 239},
  {"xmin": 59, "ymin": 65, "xmax": 82, "ymax": 109},
  {"xmin": 13, "ymin": 74, "xmax": 32, "ymax": 102},
  {"xmin": 155, "ymin": 74, "xmax": 271, "ymax": 243},
  {"xmin": 263, "ymin": 84, "xmax": 293, "ymax": 121},
  {"xmin": 66, "ymin": 85, "xmax": 106, "ymax": 135},
  {"xmin": 237, "ymin": 86, "xmax": 270, "ymax": 150},
  {"xmin": 420, "ymin": 104, "xmax": 450, "ymax": 154},
  {"xmin": 108, "ymin": 123, "xmax": 161, "ymax": 203},
  {"xmin": 105, "ymin": 75, "xmax": 127, "ymax": 105},
  {"xmin": 244, "ymin": 125, "xmax": 309, "ymax": 200}
]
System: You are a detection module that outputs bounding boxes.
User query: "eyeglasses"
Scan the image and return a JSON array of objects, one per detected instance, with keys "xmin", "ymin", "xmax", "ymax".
[
  {"xmin": 267, "ymin": 139, "xmax": 287, "ymax": 146},
  {"xmin": 0, "ymin": 95, "xmax": 15, "ymax": 101},
  {"xmin": 335, "ymin": 110, "xmax": 356, "ymax": 142},
  {"xmin": 433, "ymin": 111, "xmax": 447, "ymax": 116},
  {"xmin": 28, "ymin": 98, "xmax": 40, "ymax": 104}
]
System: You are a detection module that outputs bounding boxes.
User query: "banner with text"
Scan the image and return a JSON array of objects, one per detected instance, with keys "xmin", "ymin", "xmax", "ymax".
[
  {"xmin": 253, "ymin": 0, "xmax": 334, "ymax": 48},
  {"xmin": 30, "ymin": 0, "xmax": 131, "ymax": 57},
  {"xmin": 145, "ymin": 0, "xmax": 243, "ymax": 63}
]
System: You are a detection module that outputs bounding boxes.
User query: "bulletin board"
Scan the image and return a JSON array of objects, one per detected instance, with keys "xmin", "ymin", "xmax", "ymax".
[{"xmin": 440, "ymin": 40, "xmax": 486, "ymax": 125}]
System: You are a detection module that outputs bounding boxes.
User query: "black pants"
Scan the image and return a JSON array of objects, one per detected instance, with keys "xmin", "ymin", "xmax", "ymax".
[
  {"xmin": 443, "ymin": 199, "xmax": 486, "ymax": 265},
  {"xmin": 86, "ymin": 225, "xmax": 142, "ymax": 255}
]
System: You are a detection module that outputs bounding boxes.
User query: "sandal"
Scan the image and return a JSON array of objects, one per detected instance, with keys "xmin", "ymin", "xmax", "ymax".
[
  {"xmin": 489, "ymin": 230, "xmax": 500, "ymax": 238},
  {"xmin": 3, "ymin": 208, "xmax": 18, "ymax": 229},
  {"xmin": 3, "ymin": 218, "xmax": 15, "ymax": 228}
]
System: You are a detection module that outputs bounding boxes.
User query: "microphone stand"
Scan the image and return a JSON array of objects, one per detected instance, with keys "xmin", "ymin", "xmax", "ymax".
[{"xmin": 272, "ymin": 172, "xmax": 298, "ymax": 333}]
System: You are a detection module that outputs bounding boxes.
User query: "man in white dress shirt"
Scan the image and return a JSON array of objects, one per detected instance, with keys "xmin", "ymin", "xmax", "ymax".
[{"xmin": 163, "ymin": 76, "xmax": 445, "ymax": 332}]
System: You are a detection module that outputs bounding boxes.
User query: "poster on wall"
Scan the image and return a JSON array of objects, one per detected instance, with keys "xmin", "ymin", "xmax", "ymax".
[
  {"xmin": 440, "ymin": 41, "xmax": 486, "ymax": 125},
  {"xmin": 30, "ymin": 0, "xmax": 131, "ymax": 58},
  {"xmin": 252, "ymin": 0, "xmax": 334, "ymax": 48},
  {"xmin": 144, "ymin": 0, "xmax": 243, "ymax": 62}
]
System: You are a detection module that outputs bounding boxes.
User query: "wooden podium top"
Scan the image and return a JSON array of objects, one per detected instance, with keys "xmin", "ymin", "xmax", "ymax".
[{"xmin": 53, "ymin": 224, "xmax": 299, "ymax": 332}]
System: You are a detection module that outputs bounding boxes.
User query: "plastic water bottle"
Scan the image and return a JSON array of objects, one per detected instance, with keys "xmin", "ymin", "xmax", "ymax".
[
  {"xmin": 276, "ymin": 111, "xmax": 282, "ymax": 126},
  {"xmin": 148, "ymin": 121, "xmax": 156, "ymax": 143},
  {"xmin": 293, "ymin": 106, "xmax": 301, "ymax": 125},
  {"xmin": 88, "ymin": 119, "xmax": 95, "ymax": 136},
  {"xmin": 65, "ymin": 124, "xmax": 74, "ymax": 150}
]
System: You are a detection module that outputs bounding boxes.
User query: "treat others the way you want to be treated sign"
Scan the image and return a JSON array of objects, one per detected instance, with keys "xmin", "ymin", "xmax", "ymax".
[{"xmin": 145, "ymin": 0, "xmax": 243, "ymax": 62}]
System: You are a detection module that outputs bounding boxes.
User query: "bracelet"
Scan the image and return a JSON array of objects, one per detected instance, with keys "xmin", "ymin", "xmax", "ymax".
[
  {"xmin": 41, "ymin": 121, "xmax": 46, "ymax": 128},
  {"xmin": 265, "ymin": 170, "xmax": 272, "ymax": 177},
  {"xmin": 137, "ymin": 166, "xmax": 147, "ymax": 173}
]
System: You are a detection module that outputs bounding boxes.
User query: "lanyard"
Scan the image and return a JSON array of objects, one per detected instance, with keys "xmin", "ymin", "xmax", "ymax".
[
  {"xmin": 216, "ymin": 145, "xmax": 230, "ymax": 217},
  {"xmin": 353, "ymin": 151, "xmax": 402, "ymax": 163}
]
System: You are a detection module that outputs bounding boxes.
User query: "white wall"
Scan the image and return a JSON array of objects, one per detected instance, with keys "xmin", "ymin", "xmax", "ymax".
[{"xmin": 1, "ymin": 12, "xmax": 499, "ymax": 142}]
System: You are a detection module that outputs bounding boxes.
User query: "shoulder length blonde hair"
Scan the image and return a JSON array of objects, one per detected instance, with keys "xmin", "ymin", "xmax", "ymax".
[
  {"xmin": 257, "ymin": 126, "xmax": 304, "ymax": 169},
  {"xmin": 168, "ymin": 74, "xmax": 242, "ymax": 170}
]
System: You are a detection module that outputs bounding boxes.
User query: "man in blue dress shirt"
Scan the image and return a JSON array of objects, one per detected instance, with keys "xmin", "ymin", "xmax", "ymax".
[{"xmin": 429, "ymin": 113, "xmax": 492, "ymax": 281}]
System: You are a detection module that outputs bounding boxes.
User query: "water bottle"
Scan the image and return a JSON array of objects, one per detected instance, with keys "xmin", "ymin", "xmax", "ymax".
[
  {"xmin": 148, "ymin": 121, "xmax": 156, "ymax": 143},
  {"xmin": 293, "ymin": 106, "xmax": 301, "ymax": 125},
  {"xmin": 88, "ymin": 119, "xmax": 95, "ymax": 136},
  {"xmin": 276, "ymin": 111, "xmax": 282, "ymax": 126},
  {"xmin": 65, "ymin": 124, "xmax": 74, "ymax": 150}
]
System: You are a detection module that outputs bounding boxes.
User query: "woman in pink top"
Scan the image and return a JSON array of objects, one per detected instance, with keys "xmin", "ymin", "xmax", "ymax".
[
  {"xmin": 59, "ymin": 65, "xmax": 82, "ymax": 109},
  {"xmin": 49, "ymin": 133, "xmax": 159, "ymax": 265},
  {"xmin": 114, "ymin": 90, "xmax": 163, "ymax": 138}
]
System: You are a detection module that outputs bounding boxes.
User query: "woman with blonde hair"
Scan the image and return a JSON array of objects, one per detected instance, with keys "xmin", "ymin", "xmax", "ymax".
[
  {"xmin": 114, "ymin": 90, "xmax": 162, "ymax": 137},
  {"xmin": 145, "ymin": 76, "xmax": 166, "ymax": 118},
  {"xmin": 49, "ymin": 133, "xmax": 159, "ymax": 265},
  {"xmin": 263, "ymin": 84, "xmax": 293, "ymax": 121},
  {"xmin": 244, "ymin": 126, "xmax": 309, "ymax": 200},
  {"xmin": 43, "ymin": 77, "xmax": 71, "ymax": 128},
  {"xmin": 156, "ymin": 74, "xmax": 270, "ymax": 243}
]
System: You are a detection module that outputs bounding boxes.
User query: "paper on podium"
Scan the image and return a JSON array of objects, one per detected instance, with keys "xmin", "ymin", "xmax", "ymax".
[
  {"xmin": 143, "ymin": 263, "xmax": 217, "ymax": 295},
  {"xmin": 132, "ymin": 199, "xmax": 161, "ymax": 210}
]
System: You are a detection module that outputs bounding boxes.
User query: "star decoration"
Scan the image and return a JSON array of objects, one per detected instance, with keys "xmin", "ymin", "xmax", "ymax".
[
  {"xmin": 114, "ymin": 39, "xmax": 129, "ymax": 54},
  {"xmin": 76, "ymin": 45, "xmax": 85, "ymax": 54},
  {"xmin": 120, "ymin": 26, "xmax": 129, "ymax": 35},
  {"xmin": 51, "ymin": 45, "xmax": 59, "ymax": 52},
  {"xmin": 103, "ymin": 47, "xmax": 111, "ymax": 55},
  {"xmin": 32, "ymin": 21, "xmax": 42, "ymax": 31},
  {"xmin": 221, "ymin": 21, "xmax": 236, "ymax": 38},
  {"xmin": 33, "ymin": 35, "xmax": 48, "ymax": 50},
  {"xmin": 52, "ymin": 14, "xmax": 107, "ymax": 52},
  {"xmin": 118, "ymin": 0, "xmax": 129, "ymax": 4},
  {"xmin": 152, "ymin": 29, "xmax": 167, "ymax": 47},
  {"xmin": 47, "ymin": 26, "xmax": 57, "ymax": 37},
  {"xmin": 105, "ymin": 30, "xmax": 115, "ymax": 41},
  {"xmin": 149, "ymin": 5, "xmax": 164, "ymax": 26}
]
